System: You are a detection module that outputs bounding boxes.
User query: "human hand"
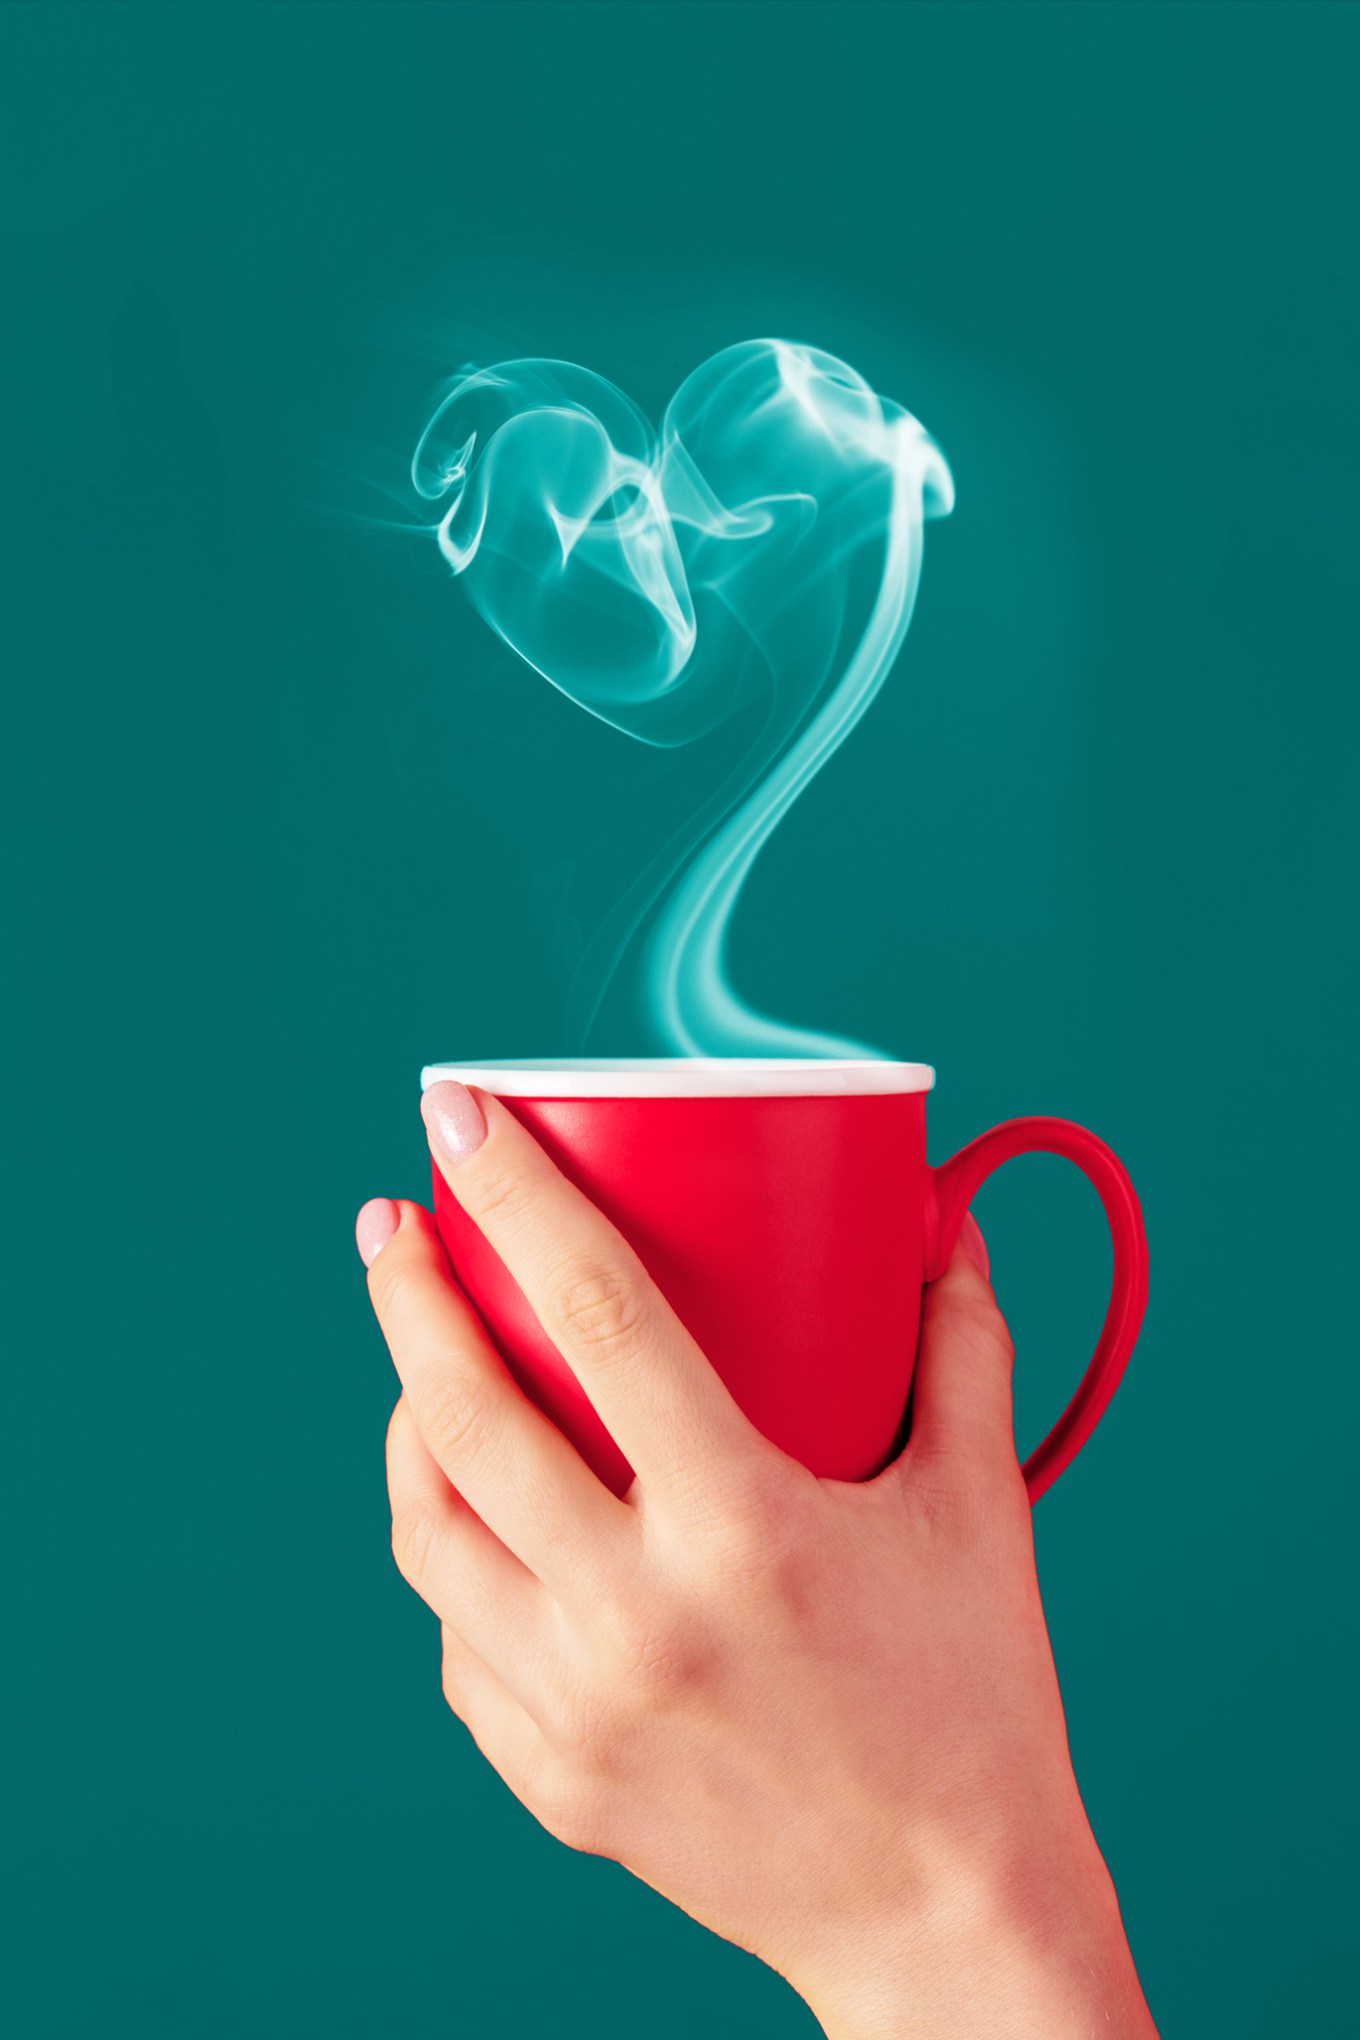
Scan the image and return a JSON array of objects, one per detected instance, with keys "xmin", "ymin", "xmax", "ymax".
[{"xmin": 357, "ymin": 1081, "xmax": 1156, "ymax": 2039}]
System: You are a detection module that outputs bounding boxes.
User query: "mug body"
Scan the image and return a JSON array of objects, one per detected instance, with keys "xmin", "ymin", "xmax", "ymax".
[{"xmin": 422, "ymin": 1059, "xmax": 935, "ymax": 1494}]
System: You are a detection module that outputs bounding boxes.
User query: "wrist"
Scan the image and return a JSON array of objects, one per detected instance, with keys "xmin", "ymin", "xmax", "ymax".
[{"xmin": 792, "ymin": 1823, "xmax": 1157, "ymax": 2040}]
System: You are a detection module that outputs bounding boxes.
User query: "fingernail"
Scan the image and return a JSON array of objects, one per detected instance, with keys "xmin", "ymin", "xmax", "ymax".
[
  {"xmin": 959, "ymin": 1210, "xmax": 990, "ymax": 1280},
  {"xmin": 422, "ymin": 1080, "xmax": 488, "ymax": 1162},
  {"xmin": 355, "ymin": 1197, "xmax": 399, "ymax": 1268}
]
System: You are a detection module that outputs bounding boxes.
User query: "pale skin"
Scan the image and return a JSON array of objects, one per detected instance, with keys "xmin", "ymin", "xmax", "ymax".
[{"xmin": 356, "ymin": 1081, "xmax": 1158, "ymax": 2039}]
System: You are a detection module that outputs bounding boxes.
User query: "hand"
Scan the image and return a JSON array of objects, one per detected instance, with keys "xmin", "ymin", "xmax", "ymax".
[{"xmin": 356, "ymin": 1082, "xmax": 1157, "ymax": 2039}]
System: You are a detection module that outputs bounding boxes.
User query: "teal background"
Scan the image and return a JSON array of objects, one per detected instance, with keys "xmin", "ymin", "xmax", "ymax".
[{"xmin": 3, "ymin": 3, "xmax": 1355, "ymax": 2033}]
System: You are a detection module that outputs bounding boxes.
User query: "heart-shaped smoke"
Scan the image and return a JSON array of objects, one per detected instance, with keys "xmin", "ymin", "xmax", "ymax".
[{"xmin": 413, "ymin": 339, "xmax": 952, "ymax": 1056}]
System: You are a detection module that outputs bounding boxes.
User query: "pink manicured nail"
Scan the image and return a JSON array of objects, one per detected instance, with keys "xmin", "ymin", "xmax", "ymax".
[
  {"xmin": 959, "ymin": 1211, "xmax": 990, "ymax": 1280},
  {"xmin": 421, "ymin": 1080, "xmax": 488, "ymax": 1161},
  {"xmin": 355, "ymin": 1197, "xmax": 399, "ymax": 1268}
]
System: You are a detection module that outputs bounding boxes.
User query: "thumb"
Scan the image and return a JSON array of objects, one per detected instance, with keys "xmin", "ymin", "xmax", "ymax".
[{"xmin": 902, "ymin": 1213, "xmax": 1019, "ymax": 1486}]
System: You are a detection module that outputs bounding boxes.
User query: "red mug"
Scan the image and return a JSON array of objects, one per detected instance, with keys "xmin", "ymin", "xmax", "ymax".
[{"xmin": 422, "ymin": 1059, "xmax": 1147, "ymax": 1503}]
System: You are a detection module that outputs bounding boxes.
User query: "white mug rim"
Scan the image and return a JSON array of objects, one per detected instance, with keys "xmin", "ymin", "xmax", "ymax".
[{"xmin": 419, "ymin": 1057, "xmax": 936, "ymax": 1099}]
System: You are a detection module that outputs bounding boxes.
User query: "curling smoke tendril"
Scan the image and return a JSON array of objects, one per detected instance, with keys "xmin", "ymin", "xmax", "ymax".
[{"xmin": 413, "ymin": 339, "xmax": 952, "ymax": 1056}]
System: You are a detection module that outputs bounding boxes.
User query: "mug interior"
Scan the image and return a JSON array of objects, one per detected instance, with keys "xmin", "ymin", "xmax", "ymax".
[{"xmin": 419, "ymin": 1058, "xmax": 936, "ymax": 1098}]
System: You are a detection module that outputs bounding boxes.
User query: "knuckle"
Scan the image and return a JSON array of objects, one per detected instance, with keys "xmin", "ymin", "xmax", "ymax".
[
  {"xmin": 420, "ymin": 1367, "xmax": 495, "ymax": 1467},
  {"xmin": 538, "ymin": 1675, "xmax": 610, "ymax": 1763},
  {"xmin": 940, "ymin": 1289, "xmax": 1014, "ymax": 1365},
  {"xmin": 585, "ymin": 1583, "xmax": 701, "ymax": 1701},
  {"xmin": 691, "ymin": 1460, "xmax": 804, "ymax": 1589},
  {"xmin": 369, "ymin": 1251, "xmax": 427, "ymax": 1323},
  {"xmin": 552, "ymin": 1261, "xmax": 644, "ymax": 1358},
  {"xmin": 966, "ymin": 1443, "xmax": 1029, "ymax": 1521},
  {"xmin": 465, "ymin": 1161, "xmax": 535, "ymax": 1234},
  {"xmin": 617, "ymin": 1609, "xmax": 709, "ymax": 1699},
  {"xmin": 720, "ymin": 1492, "xmax": 800, "ymax": 1589},
  {"xmin": 906, "ymin": 1446, "xmax": 979, "ymax": 1529},
  {"xmin": 977, "ymin": 1307, "xmax": 1015, "ymax": 1369},
  {"xmin": 390, "ymin": 1495, "xmax": 442, "ymax": 1588},
  {"xmin": 439, "ymin": 1643, "xmax": 466, "ymax": 1717},
  {"xmin": 531, "ymin": 1766, "xmax": 608, "ymax": 1855},
  {"xmin": 907, "ymin": 1439, "xmax": 1023, "ymax": 1539},
  {"xmin": 590, "ymin": 1585, "xmax": 643, "ymax": 1659},
  {"xmin": 385, "ymin": 1397, "xmax": 410, "ymax": 1456},
  {"xmin": 439, "ymin": 1627, "xmax": 488, "ymax": 1722}
]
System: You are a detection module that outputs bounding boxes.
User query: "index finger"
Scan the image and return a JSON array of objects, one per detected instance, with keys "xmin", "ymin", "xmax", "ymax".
[
  {"xmin": 420, "ymin": 1081, "xmax": 761, "ymax": 1498},
  {"xmin": 366, "ymin": 1201, "xmax": 633, "ymax": 1606}
]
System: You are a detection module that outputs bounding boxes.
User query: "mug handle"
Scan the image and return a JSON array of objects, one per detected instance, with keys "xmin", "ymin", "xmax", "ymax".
[{"xmin": 924, "ymin": 1117, "xmax": 1148, "ymax": 1503}]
